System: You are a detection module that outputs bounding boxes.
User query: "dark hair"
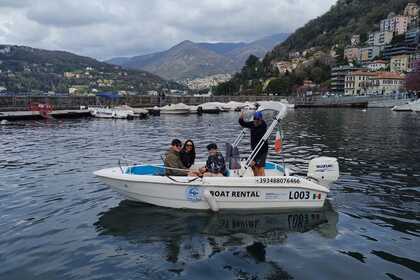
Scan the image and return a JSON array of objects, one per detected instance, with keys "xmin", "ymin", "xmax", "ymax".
[
  {"xmin": 171, "ymin": 139, "xmax": 182, "ymax": 146},
  {"xmin": 207, "ymin": 143, "xmax": 218, "ymax": 150},
  {"xmin": 180, "ymin": 140, "xmax": 196, "ymax": 168}
]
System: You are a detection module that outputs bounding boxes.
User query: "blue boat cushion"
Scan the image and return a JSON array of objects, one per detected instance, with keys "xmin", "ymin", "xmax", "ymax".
[
  {"xmin": 126, "ymin": 163, "xmax": 282, "ymax": 176},
  {"xmin": 126, "ymin": 165, "xmax": 165, "ymax": 175}
]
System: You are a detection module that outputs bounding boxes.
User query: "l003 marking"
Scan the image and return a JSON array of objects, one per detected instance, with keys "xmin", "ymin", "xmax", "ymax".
[{"xmin": 288, "ymin": 191, "xmax": 321, "ymax": 200}]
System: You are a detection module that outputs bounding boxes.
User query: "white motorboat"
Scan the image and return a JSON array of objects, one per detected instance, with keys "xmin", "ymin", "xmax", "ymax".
[
  {"xmin": 199, "ymin": 102, "xmax": 224, "ymax": 113},
  {"xmin": 410, "ymin": 99, "xmax": 420, "ymax": 112},
  {"xmin": 223, "ymin": 101, "xmax": 245, "ymax": 111},
  {"xmin": 89, "ymin": 106, "xmax": 135, "ymax": 119},
  {"xmin": 392, "ymin": 103, "xmax": 412, "ymax": 111},
  {"xmin": 160, "ymin": 103, "xmax": 191, "ymax": 114},
  {"xmin": 116, "ymin": 105, "xmax": 148, "ymax": 118},
  {"xmin": 391, "ymin": 99, "xmax": 420, "ymax": 112},
  {"xmin": 94, "ymin": 102, "xmax": 340, "ymax": 211}
]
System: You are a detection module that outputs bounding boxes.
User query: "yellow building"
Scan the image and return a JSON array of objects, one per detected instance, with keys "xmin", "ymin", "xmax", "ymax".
[
  {"xmin": 390, "ymin": 55, "xmax": 411, "ymax": 73},
  {"xmin": 344, "ymin": 71, "xmax": 376, "ymax": 96},
  {"xmin": 344, "ymin": 71, "xmax": 405, "ymax": 95}
]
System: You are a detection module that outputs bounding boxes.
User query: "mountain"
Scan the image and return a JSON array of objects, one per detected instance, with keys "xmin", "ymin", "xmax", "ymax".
[
  {"xmin": 227, "ymin": 33, "xmax": 290, "ymax": 68},
  {"xmin": 106, "ymin": 33, "xmax": 289, "ymax": 81},
  {"xmin": 197, "ymin": 42, "xmax": 247, "ymax": 55},
  {"xmin": 0, "ymin": 45, "xmax": 182, "ymax": 93},
  {"xmin": 119, "ymin": 40, "xmax": 238, "ymax": 81}
]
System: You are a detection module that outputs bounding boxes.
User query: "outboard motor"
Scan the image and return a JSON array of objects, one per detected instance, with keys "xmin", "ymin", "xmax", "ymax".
[{"xmin": 307, "ymin": 157, "xmax": 340, "ymax": 186}]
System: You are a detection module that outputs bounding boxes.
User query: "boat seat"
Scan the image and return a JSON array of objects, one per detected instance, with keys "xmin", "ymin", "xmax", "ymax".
[{"xmin": 126, "ymin": 165, "xmax": 165, "ymax": 176}]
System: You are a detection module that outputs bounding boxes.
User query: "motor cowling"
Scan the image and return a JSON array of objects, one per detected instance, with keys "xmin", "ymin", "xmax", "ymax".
[{"xmin": 307, "ymin": 157, "xmax": 339, "ymax": 186}]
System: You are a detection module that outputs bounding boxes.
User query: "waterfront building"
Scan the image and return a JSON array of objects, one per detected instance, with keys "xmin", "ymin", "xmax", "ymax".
[
  {"xmin": 331, "ymin": 66, "xmax": 362, "ymax": 95},
  {"xmin": 359, "ymin": 46, "xmax": 382, "ymax": 62},
  {"xmin": 344, "ymin": 71, "xmax": 405, "ymax": 96},
  {"xmin": 370, "ymin": 72, "xmax": 405, "ymax": 95},
  {"xmin": 390, "ymin": 54, "xmax": 412, "ymax": 73},
  {"xmin": 366, "ymin": 60, "xmax": 388, "ymax": 71},
  {"xmin": 344, "ymin": 71, "xmax": 377, "ymax": 96},
  {"xmin": 368, "ymin": 31, "xmax": 393, "ymax": 46},
  {"xmin": 344, "ymin": 47, "xmax": 360, "ymax": 62}
]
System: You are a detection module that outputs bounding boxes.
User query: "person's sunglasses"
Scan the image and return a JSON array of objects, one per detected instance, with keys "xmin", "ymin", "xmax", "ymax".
[{"xmin": 186, "ymin": 144, "xmax": 193, "ymax": 147}]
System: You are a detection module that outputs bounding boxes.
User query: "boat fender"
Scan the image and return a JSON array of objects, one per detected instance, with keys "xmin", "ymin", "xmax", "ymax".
[{"xmin": 203, "ymin": 189, "xmax": 219, "ymax": 212}]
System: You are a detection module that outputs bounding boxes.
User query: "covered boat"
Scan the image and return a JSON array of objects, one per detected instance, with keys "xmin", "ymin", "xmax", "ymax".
[
  {"xmin": 89, "ymin": 106, "xmax": 135, "ymax": 119},
  {"xmin": 160, "ymin": 103, "xmax": 191, "ymax": 114},
  {"xmin": 198, "ymin": 102, "xmax": 224, "ymax": 113},
  {"xmin": 94, "ymin": 101, "xmax": 340, "ymax": 211},
  {"xmin": 223, "ymin": 101, "xmax": 245, "ymax": 111}
]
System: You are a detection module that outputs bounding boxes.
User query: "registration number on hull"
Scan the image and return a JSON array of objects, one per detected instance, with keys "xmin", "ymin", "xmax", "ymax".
[{"xmin": 289, "ymin": 191, "xmax": 322, "ymax": 200}]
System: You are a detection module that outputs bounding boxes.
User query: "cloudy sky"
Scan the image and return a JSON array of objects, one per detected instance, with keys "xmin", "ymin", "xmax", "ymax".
[{"xmin": 0, "ymin": 0, "xmax": 336, "ymax": 60}]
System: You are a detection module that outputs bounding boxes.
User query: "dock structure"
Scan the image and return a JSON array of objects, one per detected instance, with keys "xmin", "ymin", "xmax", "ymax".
[
  {"xmin": 295, "ymin": 95, "xmax": 411, "ymax": 108},
  {"xmin": 0, "ymin": 109, "xmax": 91, "ymax": 121}
]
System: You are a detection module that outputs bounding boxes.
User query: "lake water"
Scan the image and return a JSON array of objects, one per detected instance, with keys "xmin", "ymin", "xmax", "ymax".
[{"xmin": 0, "ymin": 109, "xmax": 419, "ymax": 280}]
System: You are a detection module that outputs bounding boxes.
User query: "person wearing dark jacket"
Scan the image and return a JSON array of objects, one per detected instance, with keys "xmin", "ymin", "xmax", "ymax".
[
  {"xmin": 239, "ymin": 111, "xmax": 268, "ymax": 176},
  {"xmin": 199, "ymin": 143, "xmax": 227, "ymax": 177},
  {"xmin": 164, "ymin": 139, "xmax": 189, "ymax": 176},
  {"xmin": 180, "ymin": 140, "xmax": 196, "ymax": 168}
]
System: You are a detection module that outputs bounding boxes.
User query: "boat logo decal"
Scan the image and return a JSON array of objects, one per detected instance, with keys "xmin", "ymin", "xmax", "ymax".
[{"xmin": 186, "ymin": 186, "xmax": 202, "ymax": 202}]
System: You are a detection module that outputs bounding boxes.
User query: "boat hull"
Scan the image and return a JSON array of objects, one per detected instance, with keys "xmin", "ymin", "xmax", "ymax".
[
  {"xmin": 94, "ymin": 167, "xmax": 329, "ymax": 211},
  {"xmin": 160, "ymin": 109, "xmax": 191, "ymax": 114}
]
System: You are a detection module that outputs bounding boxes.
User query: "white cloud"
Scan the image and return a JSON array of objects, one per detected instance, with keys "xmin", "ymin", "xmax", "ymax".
[{"xmin": 0, "ymin": 0, "xmax": 337, "ymax": 60}]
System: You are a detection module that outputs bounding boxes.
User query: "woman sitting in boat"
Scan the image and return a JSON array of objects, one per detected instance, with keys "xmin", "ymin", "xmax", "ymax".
[
  {"xmin": 180, "ymin": 140, "xmax": 196, "ymax": 169},
  {"xmin": 199, "ymin": 143, "xmax": 227, "ymax": 177}
]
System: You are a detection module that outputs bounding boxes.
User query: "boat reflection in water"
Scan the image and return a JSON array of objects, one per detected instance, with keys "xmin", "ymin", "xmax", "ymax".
[{"xmin": 95, "ymin": 200, "xmax": 338, "ymax": 272}]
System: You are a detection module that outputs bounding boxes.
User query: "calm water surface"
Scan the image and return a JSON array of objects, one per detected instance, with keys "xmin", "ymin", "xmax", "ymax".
[{"xmin": 0, "ymin": 109, "xmax": 419, "ymax": 280}]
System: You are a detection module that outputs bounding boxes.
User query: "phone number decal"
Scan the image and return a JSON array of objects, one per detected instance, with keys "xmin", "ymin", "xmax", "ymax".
[{"xmin": 256, "ymin": 177, "xmax": 301, "ymax": 184}]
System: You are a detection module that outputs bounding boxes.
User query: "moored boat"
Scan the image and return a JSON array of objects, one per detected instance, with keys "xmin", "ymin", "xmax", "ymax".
[
  {"xmin": 89, "ymin": 106, "xmax": 135, "ymax": 119},
  {"xmin": 392, "ymin": 99, "xmax": 420, "ymax": 112},
  {"xmin": 198, "ymin": 102, "xmax": 222, "ymax": 114},
  {"xmin": 160, "ymin": 103, "xmax": 191, "ymax": 114},
  {"xmin": 410, "ymin": 99, "xmax": 420, "ymax": 112}
]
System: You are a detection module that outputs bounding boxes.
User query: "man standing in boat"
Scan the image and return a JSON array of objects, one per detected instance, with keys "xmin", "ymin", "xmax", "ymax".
[{"xmin": 239, "ymin": 111, "xmax": 268, "ymax": 176}]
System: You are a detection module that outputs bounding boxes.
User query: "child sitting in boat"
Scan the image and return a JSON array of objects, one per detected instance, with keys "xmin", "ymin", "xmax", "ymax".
[{"xmin": 199, "ymin": 143, "xmax": 227, "ymax": 177}]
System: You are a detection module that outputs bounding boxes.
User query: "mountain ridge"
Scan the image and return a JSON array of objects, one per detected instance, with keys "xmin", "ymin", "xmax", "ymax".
[
  {"xmin": 106, "ymin": 33, "xmax": 289, "ymax": 80},
  {"xmin": 0, "ymin": 44, "xmax": 182, "ymax": 93}
]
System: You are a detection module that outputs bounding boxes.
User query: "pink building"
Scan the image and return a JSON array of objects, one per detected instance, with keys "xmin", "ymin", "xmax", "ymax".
[{"xmin": 380, "ymin": 16, "xmax": 409, "ymax": 35}]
